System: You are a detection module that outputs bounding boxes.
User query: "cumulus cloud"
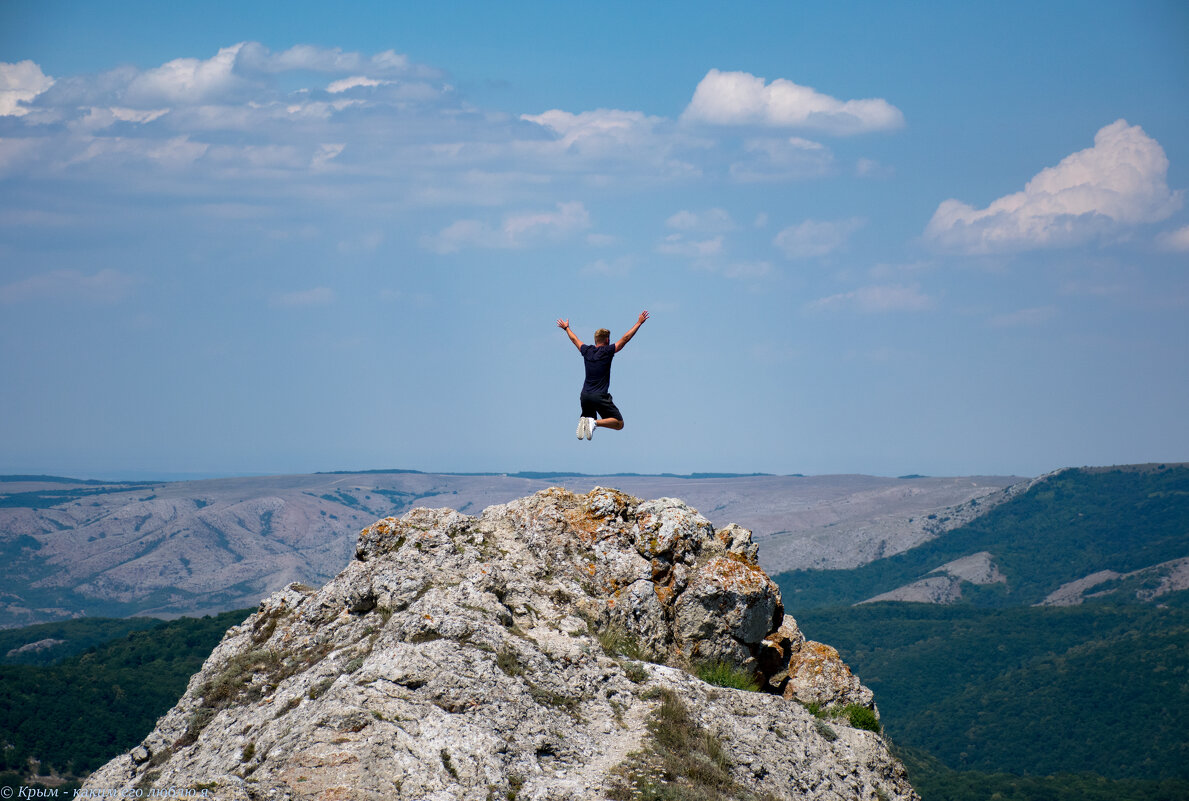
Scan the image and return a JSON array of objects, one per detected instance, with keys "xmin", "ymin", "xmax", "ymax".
[
  {"xmin": 681, "ymin": 69, "xmax": 904, "ymax": 135},
  {"xmin": 422, "ymin": 201, "xmax": 591, "ymax": 253},
  {"xmin": 809, "ymin": 284, "xmax": 934, "ymax": 313},
  {"xmin": 1, "ymin": 44, "xmax": 910, "ymax": 261},
  {"xmin": 0, "ymin": 268, "xmax": 134, "ymax": 304},
  {"xmin": 0, "ymin": 60, "xmax": 55, "ymax": 116},
  {"xmin": 774, "ymin": 218, "xmax": 864, "ymax": 259},
  {"xmin": 124, "ymin": 44, "xmax": 249, "ymax": 106},
  {"xmin": 925, "ymin": 120, "xmax": 1182, "ymax": 254}
]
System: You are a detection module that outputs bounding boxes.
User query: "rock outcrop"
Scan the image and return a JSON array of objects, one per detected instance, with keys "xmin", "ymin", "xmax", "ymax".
[
  {"xmin": 859, "ymin": 551, "xmax": 1007, "ymax": 605},
  {"xmin": 86, "ymin": 487, "xmax": 917, "ymax": 800}
]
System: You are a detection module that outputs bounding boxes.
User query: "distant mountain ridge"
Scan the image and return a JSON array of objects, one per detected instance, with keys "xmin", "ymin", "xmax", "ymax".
[
  {"xmin": 0, "ymin": 470, "xmax": 1022, "ymax": 628},
  {"xmin": 776, "ymin": 464, "xmax": 1189, "ymax": 610}
]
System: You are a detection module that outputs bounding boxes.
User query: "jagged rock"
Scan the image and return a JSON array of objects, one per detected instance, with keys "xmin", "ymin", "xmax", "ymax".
[
  {"xmin": 784, "ymin": 641, "xmax": 876, "ymax": 710},
  {"xmin": 85, "ymin": 487, "xmax": 914, "ymax": 800}
]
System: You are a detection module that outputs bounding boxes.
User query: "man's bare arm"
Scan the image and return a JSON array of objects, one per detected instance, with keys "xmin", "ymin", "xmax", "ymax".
[
  {"xmin": 557, "ymin": 318, "xmax": 584, "ymax": 350},
  {"xmin": 615, "ymin": 310, "xmax": 649, "ymax": 352}
]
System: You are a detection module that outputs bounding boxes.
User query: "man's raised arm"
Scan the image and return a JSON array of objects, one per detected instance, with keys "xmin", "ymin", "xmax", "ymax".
[
  {"xmin": 615, "ymin": 310, "xmax": 649, "ymax": 352},
  {"xmin": 557, "ymin": 318, "xmax": 584, "ymax": 350}
]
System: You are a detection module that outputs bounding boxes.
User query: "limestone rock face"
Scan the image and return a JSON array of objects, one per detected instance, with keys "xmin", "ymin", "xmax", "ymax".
[{"xmin": 85, "ymin": 487, "xmax": 914, "ymax": 801}]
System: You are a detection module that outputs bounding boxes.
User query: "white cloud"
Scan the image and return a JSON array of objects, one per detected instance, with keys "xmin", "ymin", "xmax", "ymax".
[
  {"xmin": 1156, "ymin": 225, "xmax": 1189, "ymax": 253},
  {"xmin": 0, "ymin": 60, "xmax": 54, "ymax": 116},
  {"xmin": 522, "ymin": 108, "xmax": 661, "ymax": 152},
  {"xmin": 422, "ymin": 201, "xmax": 591, "ymax": 253},
  {"xmin": 656, "ymin": 234, "xmax": 724, "ymax": 258},
  {"xmin": 0, "ymin": 268, "xmax": 134, "ymax": 304},
  {"xmin": 774, "ymin": 218, "xmax": 864, "ymax": 259},
  {"xmin": 124, "ymin": 44, "xmax": 248, "ymax": 106},
  {"xmin": 271, "ymin": 286, "xmax": 335, "ymax": 307},
  {"xmin": 925, "ymin": 120, "xmax": 1182, "ymax": 254},
  {"xmin": 809, "ymin": 284, "xmax": 934, "ymax": 313},
  {"xmin": 504, "ymin": 201, "xmax": 591, "ymax": 239},
  {"xmin": 326, "ymin": 76, "xmax": 385, "ymax": 94},
  {"xmin": 681, "ymin": 69, "xmax": 904, "ymax": 135},
  {"xmin": 311, "ymin": 143, "xmax": 344, "ymax": 169},
  {"xmin": 239, "ymin": 44, "xmax": 433, "ymax": 79},
  {"xmin": 518, "ymin": 108, "xmax": 699, "ymax": 180},
  {"xmin": 665, "ymin": 208, "xmax": 736, "ymax": 233},
  {"xmin": 855, "ymin": 157, "xmax": 893, "ymax": 178},
  {"xmin": 729, "ymin": 136, "xmax": 834, "ymax": 182}
]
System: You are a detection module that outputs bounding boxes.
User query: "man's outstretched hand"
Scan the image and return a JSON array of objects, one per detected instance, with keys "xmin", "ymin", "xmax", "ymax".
[
  {"xmin": 637, "ymin": 310, "xmax": 650, "ymax": 325},
  {"xmin": 556, "ymin": 318, "xmax": 570, "ymax": 329}
]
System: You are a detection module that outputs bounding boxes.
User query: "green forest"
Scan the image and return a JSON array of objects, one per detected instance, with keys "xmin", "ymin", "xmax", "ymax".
[
  {"xmin": 0, "ymin": 617, "xmax": 163, "ymax": 666},
  {"xmin": 778, "ymin": 465, "xmax": 1189, "ymax": 800},
  {"xmin": 0, "ymin": 609, "xmax": 249, "ymax": 785},
  {"xmin": 796, "ymin": 601, "xmax": 1189, "ymax": 781}
]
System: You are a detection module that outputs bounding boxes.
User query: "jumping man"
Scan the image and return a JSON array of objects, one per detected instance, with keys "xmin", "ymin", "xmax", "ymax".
[{"xmin": 556, "ymin": 311, "xmax": 649, "ymax": 440}]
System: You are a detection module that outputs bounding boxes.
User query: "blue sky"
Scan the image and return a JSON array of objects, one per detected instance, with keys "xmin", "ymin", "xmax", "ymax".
[{"xmin": 1, "ymin": 1, "xmax": 1186, "ymax": 479}]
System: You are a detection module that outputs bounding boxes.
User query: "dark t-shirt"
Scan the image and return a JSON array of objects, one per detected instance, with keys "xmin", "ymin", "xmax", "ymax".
[{"xmin": 579, "ymin": 343, "xmax": 616, "ymax": 395}]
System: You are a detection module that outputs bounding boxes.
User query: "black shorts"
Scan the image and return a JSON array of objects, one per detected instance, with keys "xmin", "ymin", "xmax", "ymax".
[{"xmin": 580, "ymin": 392, "xmax": 622, "ymax": 422}]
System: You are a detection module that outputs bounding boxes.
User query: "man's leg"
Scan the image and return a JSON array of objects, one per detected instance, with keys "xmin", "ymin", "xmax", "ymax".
[{"xmin": 594, "ymin": 395, "xmax": 624, "ymax": 431}]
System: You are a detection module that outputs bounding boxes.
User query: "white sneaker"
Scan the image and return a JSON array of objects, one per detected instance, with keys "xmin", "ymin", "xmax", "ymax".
[
  {"xmin": 576, "ymin": 417, "xmax": 588, "ymax": 440},
  {"xmin": 585, "ymin": 418, "xmax": 596, "ymax": 440}
]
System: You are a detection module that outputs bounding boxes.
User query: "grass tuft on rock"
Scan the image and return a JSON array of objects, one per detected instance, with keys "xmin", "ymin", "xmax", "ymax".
[
  {"xmin": 607, "ymin": 688, "xmax": 740, "ymax": 800},
  {"xmin": 694, "ymin": 660, "xmax": 760, "ymax": 693}
]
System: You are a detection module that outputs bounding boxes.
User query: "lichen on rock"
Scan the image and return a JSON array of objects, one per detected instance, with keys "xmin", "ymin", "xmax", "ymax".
[{"xmin": 85, "ymin": 487, "xmax": 915, "ymax": 800}]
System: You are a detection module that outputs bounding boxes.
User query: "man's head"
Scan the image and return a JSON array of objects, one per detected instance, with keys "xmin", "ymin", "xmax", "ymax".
[{"xmin": 594, "ymin": 328, "xmax": 611, "ymax": 345}]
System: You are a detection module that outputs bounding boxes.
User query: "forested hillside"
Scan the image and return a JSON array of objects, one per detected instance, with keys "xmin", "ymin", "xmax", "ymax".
[
  {"xmin": 0, "ymin": 609, "xmax": 249, "ymax": 786},
  {"xmin": 777, "ymin": 465, "xmax": 1189, "ymax": 608},
  {"xmin": 780, "ymin": 465, "xmax": 1189, "ymax": 800}
]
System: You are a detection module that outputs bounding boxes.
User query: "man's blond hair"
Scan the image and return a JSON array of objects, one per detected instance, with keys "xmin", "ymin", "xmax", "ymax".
[{"xmin": 594, "ymin": 328, "xmax": 611, "ymax": 344}]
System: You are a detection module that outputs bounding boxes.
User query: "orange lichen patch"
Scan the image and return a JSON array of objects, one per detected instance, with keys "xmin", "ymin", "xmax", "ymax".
[
  {"xmin": 788, "ymin": 641, "xmax": 852, "ymax": 678},
  {"xmin": 654, "ymin": 582, "xmax": 675, "ymax": 606},
  {"xmin": 561, "ymin": 507, "xmax": 603, "ymax": 545},
  {"xmin": 701, "ymin": 555, "xmax": 771, "ymax": 595},
  {"xmin": 318, "ymin": 788, "xmax": 354, "ymax": 801}
]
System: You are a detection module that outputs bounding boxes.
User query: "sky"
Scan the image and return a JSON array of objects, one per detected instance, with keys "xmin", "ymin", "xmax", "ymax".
[{"xmin": 1, "ymin": 1, "xmax": 1187, "ymax": 480}]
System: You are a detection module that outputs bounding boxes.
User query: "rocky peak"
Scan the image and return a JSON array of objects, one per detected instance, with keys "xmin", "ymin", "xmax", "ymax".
[{"xmin": 86, "ymin": 487, "xmax": 916, "ymax": 800}]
